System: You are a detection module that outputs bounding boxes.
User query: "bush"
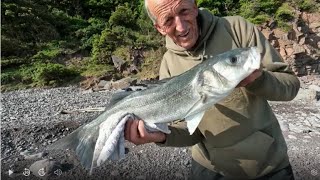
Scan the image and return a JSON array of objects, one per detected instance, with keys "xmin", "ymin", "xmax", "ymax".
[
  {"xmin": 109, "ymin": 3, "xmax": 138, "ymax": 29},
  {"xmin": 248, "ymin": 14, "xmax": 271, "ymax": 24},
  {"xmin": 32, "ymin": 48, "xmax": 62, "ymax": 61},
  {"xmin": 75, "ymin": 18, "xmax": 107, "ymax": 50},
  {"xmin": 31, "ymin": 63, "xmax": 79, "ymax": 86},
  {"xmin": 239, "ymin": 0, "xmax": 282, "ymax": 20},
  {"xmin": 113, "ymin": 46, "xmax": 131, "ymax": 62},
  {"xmin": 273, "ymin": 3, "xmax": 295, "ymax": 31},
  {"xmin": 197, "ymin": 0, "xmax": 240, "ymax": 16},
  {"xmin": 80, "ymin": 63, "xmax": 114, "ymax": 77},
  {"xmin": 275, "ymin": 3, "xmax": 295, "ymax": 22},
  {"xmin": 293, "ymin": 0, "xmax": 317, "ymax": 11},
  {"xmin": 19, "ymin": 64, "xmax": 37, "ymax": 83},
  {"xmin": 1, "ymin": 69, "xmax": 22, "ymax": 85}
]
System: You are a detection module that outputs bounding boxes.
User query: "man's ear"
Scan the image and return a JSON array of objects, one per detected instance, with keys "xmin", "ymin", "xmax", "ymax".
[
  {"xmin": 192, "ymin": 2, "xmax": 198, "ymax": 16},
  {"xmin": 155, "ymin": 24, "xmax": 166, "ymax": 36}
]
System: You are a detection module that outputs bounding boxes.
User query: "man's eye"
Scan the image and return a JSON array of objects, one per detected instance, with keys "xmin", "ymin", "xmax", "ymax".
[
  {"xmin": 180, "ymin": 9, "xmax": 189, "ymax": 15},
  {"xmin": 164, "ymin": 18, "xmax": 173, "ymax": 25}
]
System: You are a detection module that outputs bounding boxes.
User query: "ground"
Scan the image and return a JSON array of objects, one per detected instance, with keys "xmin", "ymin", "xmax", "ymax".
[{"xmin": 1, "ymin": 85, "xmax": 320, "ymax": 180}]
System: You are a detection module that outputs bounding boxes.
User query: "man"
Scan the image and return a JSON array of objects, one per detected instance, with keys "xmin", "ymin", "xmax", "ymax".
[{"xmin": 125, "ymin": 0, "xmax": 300, "ymax": 179}]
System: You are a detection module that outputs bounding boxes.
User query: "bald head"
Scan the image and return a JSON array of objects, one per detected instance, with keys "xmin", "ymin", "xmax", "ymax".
[
  {"xmin": 144, "ymin": 0, "xmax": 195, "ymax": 24},
  {"xmin": 144, "ymin": 0, "xmax": 199, "ymax": 49}
]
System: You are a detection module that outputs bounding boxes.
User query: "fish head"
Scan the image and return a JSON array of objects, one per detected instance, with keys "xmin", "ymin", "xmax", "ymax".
[{"xmin": 206, "ymin": 47, "xmax": 261, "ymax": 89}]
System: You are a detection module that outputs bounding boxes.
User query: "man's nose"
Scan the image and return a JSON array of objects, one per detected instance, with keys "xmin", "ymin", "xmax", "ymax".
[{"xmin": 174, "ymin": 16, "xmax": 187, "ymax": 32}]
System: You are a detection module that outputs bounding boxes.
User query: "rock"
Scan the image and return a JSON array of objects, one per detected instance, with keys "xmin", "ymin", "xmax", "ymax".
[
  {"xmin": 298, "ymin": 37, "xmax": 306, "ymax": 45},
  {"xmin": 112, "ymin": 55, "xmax": 126, "ymax": 71},
  {"xmin": 286, "ymin": 47, "xmax": 294, "ymax": 56},
  {"xmin": 97, "ymin": 80, "xmax": 109, "ymax": 88},
  {"xmin": 270, "ymin": 40, "xmax": 279, "ymax": 47},
  {"xmin": 309, "ymin": 85, "xmax": 320, "ymax": 92},
  {"xmin": 279, "ymin": 121, "xmax": 289, "ymax": 132},
  {"xmin": 261, "ymin": 29, "xmax": 274, "ymax": 40},
  {"xmin": 303, "ymin": 135, "xmax": 311, "ymax": 139},
  {"xmin": 21, "ymin": 151, "xmax": 46, "ymax": 160},
  {"xmin": 287, "ymin": 30, "xmax": 296, "ymax": 41},
  {"xmin": 29, "ymin": 159, "xmax": 62, "ymax": 178},
  {"xmin": 184, "ymin": 160, "xmax": 190, "ymax": 166},
  {"xmin": 279, "ymin": 47, "xmax": 287, "ymax": 57},
  {"xmin": 278, "ymin": 39, "xmax": 293, "ymax": 47},
  {"xmin": 309, "ymin": 22, "xmax": 320, "ymax": 29},
  {"xmin": 293, "ymin": 26, "xmax": 304, "ymax": 40},
  {"xmin": 124, "ymin": 87, "xmax": 133, "ymax": 91},
  {"xmin": 103, "ymin": 81, "xmax": 113, "ymax": 90},
  {"xmin": 175, "ymin": 172, "xmax": 184, "ymax": 178},
  {"xmin": 293, "ymin": 43, "xmax": 305, "ymax": 54},
  {"xmin": 111, "ymin": 77, "xmax": 137, "ymax": 90},
  {"xmin": 273, "ymin": 29, "xmax": 287, "ymax": 40},
  {"xmin": 182, "ymin": 149, "xmax": 187, "ymax": 153},
  {"xmin": 128, "ymin": 86, "xmax": 147, "ymax": 91},
  {"xmin": 288, "ymin": 135, "xmax": 297, "ymax": 140},
  {"xmin": 110, "ymin": 170, "xmax": 120, "ymax": 176},
  {"xmin": 302, "ymin": 129, "xmax": 312, "ymax": 133}
]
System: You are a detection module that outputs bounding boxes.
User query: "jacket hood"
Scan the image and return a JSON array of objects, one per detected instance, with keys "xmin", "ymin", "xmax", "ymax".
[{"xmin": 165, "ymin": 8, "xmax": 218, "ymax": 60}]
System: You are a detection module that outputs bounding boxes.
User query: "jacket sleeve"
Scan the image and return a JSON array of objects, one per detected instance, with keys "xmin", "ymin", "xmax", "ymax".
[
  {"xmin": 156, "ymin": 122, "xmax": 204, "ymax": 147},
  {"xmin": 232, "ymin": 16, "xmax": 300, "ymax": 101}
]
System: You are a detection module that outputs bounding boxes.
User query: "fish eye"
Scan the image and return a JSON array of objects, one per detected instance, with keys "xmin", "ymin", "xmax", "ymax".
[{"xmin": 230, "ymin": 56, "xmax": 238, "ymax": 64}]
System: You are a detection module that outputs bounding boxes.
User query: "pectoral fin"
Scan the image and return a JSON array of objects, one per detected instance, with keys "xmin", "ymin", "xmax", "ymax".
[{"xmin": 185, "ymin": 111, "xmax": 205, "ymax": 135}]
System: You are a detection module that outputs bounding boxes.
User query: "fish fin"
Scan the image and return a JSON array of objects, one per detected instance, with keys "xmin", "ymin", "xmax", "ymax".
[
  {"xmin": 108, "ymin": 91, "xmax": 134, "ymax": 107},
  {"xmin": 185, "ymin": 111, "xmax": 205, "ymax": 135},
  {"xmin": 184, "ymin": 93, "xmax": 207, "ymax": 118},
  {"xmin": 47, "ymin": 124, "xmax": 99, "ymax": 170},
  {"xmin": 143, "ymin": 77, "xmax": 175, "ymax": 89},
  {"xmin": 144, "ymin": 122, "xmax": 171, "ymax": 134},
  {"xmin": 108, "ymin": 77, "xmax": 175, "ymax": 107}
]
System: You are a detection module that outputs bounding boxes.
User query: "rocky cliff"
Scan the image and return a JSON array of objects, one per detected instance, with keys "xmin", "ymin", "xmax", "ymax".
[{"xmin": 259, "ymin": 11, "xmax": 320, "ymax": 85}]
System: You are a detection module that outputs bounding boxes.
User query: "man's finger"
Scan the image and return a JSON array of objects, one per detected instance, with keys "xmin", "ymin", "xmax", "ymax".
[
  {"xmin": 138, "ymin": 120, "xmax": 146, "ymax": 138},
  {"xmin": 130, "ymin": 120, "xmax": 140, "ymax": 142}
]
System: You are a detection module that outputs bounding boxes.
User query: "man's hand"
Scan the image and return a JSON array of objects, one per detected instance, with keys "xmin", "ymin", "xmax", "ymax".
[
  {"xmin": 124, "ymin": 120, "xmax": 166, "ymax": 145},
  {"xmin": 237, "ymin": 69, "xmax": 262, "ymax": 87}
]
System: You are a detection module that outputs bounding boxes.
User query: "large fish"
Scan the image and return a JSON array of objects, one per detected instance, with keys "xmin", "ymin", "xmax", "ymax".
[{"xmin": 49, "ymin": 47, "xmax": 261, "ymax": 173}]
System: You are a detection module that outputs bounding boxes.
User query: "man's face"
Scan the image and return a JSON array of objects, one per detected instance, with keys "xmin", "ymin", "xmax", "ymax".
[{"xmin": 149, "ymin": 0, "xmax": 199, "ymax": 50}]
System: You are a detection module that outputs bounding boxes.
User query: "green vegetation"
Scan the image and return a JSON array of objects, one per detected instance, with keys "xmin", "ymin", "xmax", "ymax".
[
  {"xmin": 1, "ymin": 0, "xmax": 319, "ymax": 91},
  {"xmin": 275, "ymin": 3, "xmax": 295, "ymax": 31},
  {"xmin": 293, "ymin": 0, "xmax": 318, "ymax": 11},
  {"xmin": 1, "ymin": 63, "xmax": 79, "ymax": 87}
]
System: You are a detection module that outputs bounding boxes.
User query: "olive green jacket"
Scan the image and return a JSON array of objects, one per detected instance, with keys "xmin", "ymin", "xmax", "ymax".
[{"xmin": 157, "ymin": 8, "xmax": 300, "ymax": 179}]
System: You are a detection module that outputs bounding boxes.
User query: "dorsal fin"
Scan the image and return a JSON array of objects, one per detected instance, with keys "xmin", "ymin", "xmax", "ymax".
[
  {"xmin": 108, "ymin": 91, "xmax": 134, "ymax": 107},
  {"xmin": 107, "ymin": 77, "xmax": 174, "ymax": 108}
]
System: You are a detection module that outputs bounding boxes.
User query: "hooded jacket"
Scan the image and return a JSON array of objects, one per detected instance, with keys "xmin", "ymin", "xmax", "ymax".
[{"xmin": 157, "ymin": 8, "xmax": 300, "ymax": 179}]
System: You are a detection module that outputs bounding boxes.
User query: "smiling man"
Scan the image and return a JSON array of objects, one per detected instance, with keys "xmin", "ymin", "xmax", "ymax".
[{"xmin": 125, "ymin": 0, "xmax": 300, "ymax": 179}]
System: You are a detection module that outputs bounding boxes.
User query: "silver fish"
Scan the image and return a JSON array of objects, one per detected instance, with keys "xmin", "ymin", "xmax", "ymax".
[{"xmin": 49, "ymin": 47, "xmax": 261, "ymax": 173}]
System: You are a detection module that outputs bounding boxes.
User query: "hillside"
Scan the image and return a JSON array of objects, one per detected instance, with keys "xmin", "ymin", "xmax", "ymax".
[{"xmin": 1, "ymin": 0, "xmax": 319, "ymax": 91}]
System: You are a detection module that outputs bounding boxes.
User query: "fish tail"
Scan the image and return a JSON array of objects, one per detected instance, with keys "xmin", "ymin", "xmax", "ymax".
[{"xmin": 48, "ymin": 124, "xmax": 99, "ymax": 170}]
